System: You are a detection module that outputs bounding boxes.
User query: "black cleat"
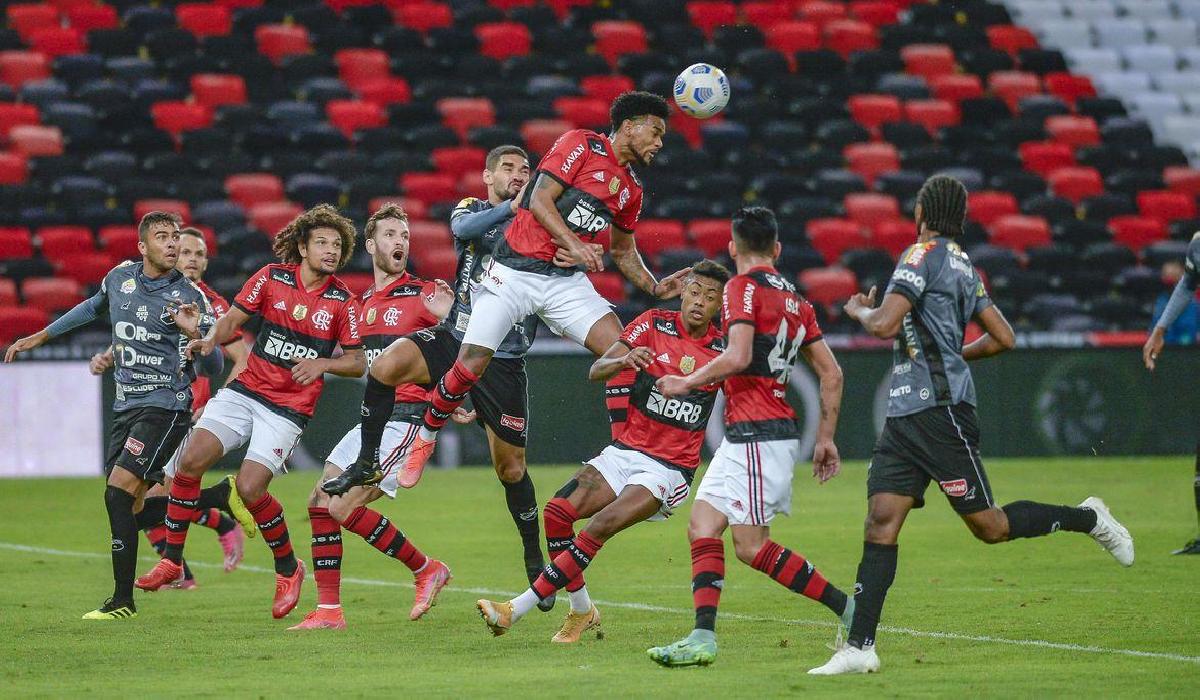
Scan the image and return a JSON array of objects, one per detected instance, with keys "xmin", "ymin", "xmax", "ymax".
[
  {"xmin": 1172, "ymin": 538, "xmax": 1200, "ymax": 555},
  {"xmin": 526, "ymin": 559, "xmax": 555, "ymax": 612},
  {"xmin": 321, "ymin": 456, "xmax": 383, "ymax": 496}
]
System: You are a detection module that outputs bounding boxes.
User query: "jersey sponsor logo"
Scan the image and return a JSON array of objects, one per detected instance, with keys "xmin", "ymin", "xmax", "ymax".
[
  {"xmin": 565, "ymin": 197, "xmax": 610, "ymax": 234},
  {"xmin": 136, "ymin": 305, "xmax": 149, "ymax": 321},
  {"xmin": 245, "ymin": 274, "xmax": 269, "ymax": 304},
  {"xmin": 347, "ymin": 308, "xmax": 360, "ymax": 340},
  {"xmin": 679, "ymin": 355, "xmax": 696, "ymax": 375},
  {"xmin": 120, "ymin": 278, "xmax": 136, "ymax": 294},
  {"xmin": 273, "ymin": 300, "xmax": 287, "ymax": 311},
  {"xmin": 654, "ymin": 318, "xmax": 679, "ymax": 336},
  {"xmin": 322, "ymin": 286, "xmax": 350, "ymax": 302},
  {"xmin": 889, "ymin": 384, "xmax": 912, "ymax": 398},
  {"xmin": 262, "ymin": 332, "xmax": 319, "ymax": 362},
  {"xmin": 625, "ymin": 320, "xmax": 650, "ymax": 344},
  {"xmin": 114, "ymin": 322, "xmax": 163, "ymax": 342},
  {"xmin": 645, "ymin": 388, "xmax": 705, "ymax": 425},
  {"xmin": 742, "ymin": 282, "xmax": 755, "ymax": 314},
  {"xmin": 893, "ymin": 362, "xmax": 912, "ymax": 375},
  {"xmin": 292, "ymin": 304, "xmax": 308, "ymax": 321},
  {"xmin": 919, "ymin": 388, "xmax": 930, "ymax": 400},
  {"xmin": 560, "ymin": 142, "xmax": 586, "ymax": 175},
  {"xmin": 592, "ymin": 172, "xmax": 606, "ymax": 182},
  {"xmin": 383, "ymin": 306, "xmax": 401, "ymax": 326},
  {"xmin": 892, "ymin": 268, "xmax": 926, "ymax": 291},
  {"xmin": 587, "ymin": 137, "xmax": 608, "ymax": 157},
  {"xmin": 366, "ymin": 307, "xmax": 377, "ymax": 325},
  {"xmin": 608, "ymin": 176, "xmax": 620, "ymax": 195},
  {"xmin": 500, "ymin": 414, "xmax": 526, "ymax": 432},
  {"xmin": 904, "ymin": 242, "xmax": 935, "ymax": 266},
  {"xmin": 656, "ymin": 352, "xmax": 670, "ymax": 363},
  {"xmin": 762, "ymin": 272, "xmax": 792, "ymax": 291},
  {"xmin": 270, "ymin": 267, "xmax": 296, "ymax": 286},
  {"xmin": 123, "ymin": 436, "xmax": 144, "ymax": 456},
  {"xmin": 311, "ymin": 308, "xmax": 333, "ymax": 331},
  {"xmin": 117, "ymin": 344, "xmax": 166, "ymax": 367},
  {"xmin": 388, "ymin": 286, "xmax": 422, "ymax": 297},
  {"xmin": 939, "ymin": 478, "xmax": 969, "ymax": 498}
]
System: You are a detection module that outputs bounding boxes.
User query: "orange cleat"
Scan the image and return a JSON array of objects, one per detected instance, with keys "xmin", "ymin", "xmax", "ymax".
[
  {"xmin": 287, "ymin": 607, "xmax": 346, "ymax": 630},
  {"xmin": 410, "ymin": 559, "xmax": 452, "ymax": 620},
  {"xmin": 272, "ymin": 559, "xmax": 306, "ymax": 619},
  {"xmin": 397, "ymin": 433, "xmax": 437, "ymax": 489},
  {"xmin": 135, "ymin": 558, "xmax": 183, "ymax": 592}
]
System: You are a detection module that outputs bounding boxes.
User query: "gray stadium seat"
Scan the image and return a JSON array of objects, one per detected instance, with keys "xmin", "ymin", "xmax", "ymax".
[
  {"xmin": 1036, "ymin": 20, "xmax": 1093, "ymax": 49},
  {"xmin": 1155, "ymin": 72, "xmax": 1200, "ymax": 94},
  {"xmin": 1065, "ymin": 47, "xmax": 1122, "ymax": 73},
  {"xmin": 1118, "ymin": 0, "xmax": 1174, "ymax": 20},
  {"xmin": 1121, "ymin": 45, "xmax": 1179, "ymax": 73},
  {"xmin": 1069, "ymin": 0, "xmax": 1117, "ymax": 21},
  {"xmin": 1174, "ymin": 0, "xmax": 1200, "ymax": 22},
  {"xmin": 1094, "ymin": 71, "xmax": 1152, "ymax": 97},
  {"xmin": 1010, "ymin": 0, "xmax": 1066, "ymax": 24},
  {"xmin": 1093, "ymin": 18, "xmax": 1150, "ymax": 48},
  {"xmin": 1147, "ymin": 19, "xmax": 1198, "ymax": 49}
]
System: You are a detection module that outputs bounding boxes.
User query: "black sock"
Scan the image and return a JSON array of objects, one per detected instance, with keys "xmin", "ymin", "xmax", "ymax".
[
  {"xmin": 1002, "ymin": 500, "xmax": 1097, "ymax": 539},
  {"xmin": 1193, "ymin": 441, "xmax": 1199, "ymax": 530},
  {"xmin": 847, "ymin": 542, "xmax": 898, "ymax": 649},
  {"xmin": 214, "ymin": 512, "xmax": 236, "ymax": 535},
  {"xmin": 104, "ymin": 486, "xmax": 139, "ymax": 604},
  {"xmin": 357, "ymin": 375, "xmax": 396, "ymax": 465},
  {"xmin": 502, "ymin": 472, "xmax": 542, "ymax": 569},
  {"xmin": 134, "ymin": 496, "xmax": 167, "ymax": 530},
  {"xmin": 182, "ymin": 560, "xmax": 194, "ymax": 581},
  {"xmin": 197, "ymin": 479, "xmax": 231, "ymax": 512}
]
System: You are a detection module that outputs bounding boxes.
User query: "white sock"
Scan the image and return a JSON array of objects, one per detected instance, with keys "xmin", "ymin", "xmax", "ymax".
[
  {"xmin": 317, "ymin": 604, "xmax": 341, "ymax": 610},
  {"xmin": 568, "ymin": 585, "xmax": 592, "ymax": 613},
  {"xmin": 510, "ymin": 589, "xmax": 541, "ymax": 621},
  {"xmin": 417, "ymin": 425, "xmax": 437, "ymax": 442}
]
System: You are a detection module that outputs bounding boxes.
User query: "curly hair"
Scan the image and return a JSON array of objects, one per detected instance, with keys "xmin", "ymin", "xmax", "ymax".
[
  {"xmin": 364, "ymin": 203, "xmax": 408, "ymax": 241},
  {"xmin": 610, "ymin": 91, "xmax": 670, "ymax": 132},
  {"xmin": 272, "ymin": 203, "xmax": 357, "ymax": 269},
  {"xmin": 690, "ymin": 259, "xmax": 731, "ymax": 287}
]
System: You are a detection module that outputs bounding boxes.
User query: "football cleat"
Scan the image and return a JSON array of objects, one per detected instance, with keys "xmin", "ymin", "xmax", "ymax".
[
  {"xmin": 647, "ymin": 634, "xmax": 717, "ymax": 667},
  {"xmin": 82, "ymin": 598, "xmax": 137, "ymax": 620},
  {"xmin": 552, "ymin": 605, "xmax": 601, "ymax": 643},
  {"xmin": 225, "ymin": 476, "xmax": 256, "ymax": 538},
  {"xmin": 287, "ymin": 607, "xmax": 346, "ymax": 631},
  {"xmin": 219, "ymin": 526, "xmax": 245, "ymax": 572},
  {"xmin": 272, "ymin": 559, "xmax": 306, "ymax": 619},
  {"xmin": 808, "ymin": 644, "xmax": 881, "ymax": 675},
  {"xmin": 1172, "ymin": 537, "xmax": 1200, "ymax": 555},
  {"xmin": 397, "ymin": 434, "xmax": 437, "ymax": 489},
  {"xmin": 168, "ymin": 576, "xmax": 197, "ymax": 590},
  {"xmin": 321, "ymin": 456, "xmax": 382, "ymax": 496},
  {"xmin": 476, "ymin": 599, "xmax": 514, "ymax": 636},
  {"xmin": 1081, "ymin": 496, "xmax": 1134, "ymax": 567},
  {"xmin": 410, "ymin": 559, "xmax": 452, "ymax": 621},
  {"xmin": 135, "ymin": 558, "xmax": 183, "ymax": 592}
]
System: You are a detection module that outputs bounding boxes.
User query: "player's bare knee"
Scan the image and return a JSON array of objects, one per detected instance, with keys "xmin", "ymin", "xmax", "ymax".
[
  {"xmin": 235, "ymin": 478, "xmax": 266, "ymax": 505},
  {"xmin": 864, "ymin": 512, "xmax": 901, "ymax": 544},
  {"xmin": 583, "ymin": 512, "xmax": 618, "ymax": 540},
  {"xmin": 460, "ymin": 344, "xmax": 493, "ymax": 375},
  {"xmin": 308, "ymin": 484, "xmax": 330, "ymax": 509},
  {"xmin": 967, "ymin": 509, "xmax": 1008, "ymax": 544},
  {"xmin": 327, "ymin": 495, "xmax": 355, "ymax": 523},
  {"xmin": 733, "ymin": 540, "xmax": 761, "ymax": 566},
  {"xmin": 493, "ymin": 454, "xmax": 526, "ymax": 484}
]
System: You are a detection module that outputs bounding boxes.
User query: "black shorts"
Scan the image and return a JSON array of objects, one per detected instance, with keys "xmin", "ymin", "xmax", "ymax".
[
  {"xmin": 867, "ymin": 403, "xmax": 994, "ymax": 515},
  {"xmin": 105, "ymin": 406, "xmax": 191, "ymax": 485},
  {"xmin": 409, "ymin": 326, "xmax": 529, "ymax": 448}
]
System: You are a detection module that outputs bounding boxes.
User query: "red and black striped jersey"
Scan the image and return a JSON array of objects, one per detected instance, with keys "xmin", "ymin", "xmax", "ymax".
[
  {"xmin": 615, "ymin": 309, "xmax": 723, "ymax": 472},
  {"xmin": 189, "ymin": 279, "xmax": 238, "ymax": 411},
  {"xmin": 230, "ymin": 264, "xmax": 361, "ymax": 424},
  {"xmin": 722, "ymin": 265, "xmax": 822, "ymax": 443},
  {"xmin": 359, "ymin": 272, "xmax": 441, "ymax": 405}
]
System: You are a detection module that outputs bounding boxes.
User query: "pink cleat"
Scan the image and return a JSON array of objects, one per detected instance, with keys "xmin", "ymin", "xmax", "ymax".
[
  {"xmin": 135, "ymin": 558, "xmax": 183, "ymax": 592},
  {"xmin": 168, "ymin": 577, "xmax": 197, "ymax": 590},
  {"xmin": 397, "ymin": 433, "xmax": 437, "ymax": 489},
  {"xmin": 219, "ymin": 526, "xmax": 245, "ymax": 572},
  {"xmin": 287, "ymin": 607, "xmax": 346, "ymax": 630},
  {"xmin": 410, "ymin": 559, "xmax": 452, "ymax": 620},
  {"xmin": 272, "ymin": 559, "xmax": 306, "ymax": 619}
]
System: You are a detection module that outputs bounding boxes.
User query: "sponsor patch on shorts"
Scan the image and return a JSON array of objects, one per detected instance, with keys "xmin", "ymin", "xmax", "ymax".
[
  {"xmin": 124, "ymin": 437, "xmax": 144, "ymax": 456},
  {"xmin": 939, "ymin": 478, "xmax": 969, "ymax": 497},
  {"xmin": 500, "ymin": 414, "xmax": 526, "ymax": 432}
]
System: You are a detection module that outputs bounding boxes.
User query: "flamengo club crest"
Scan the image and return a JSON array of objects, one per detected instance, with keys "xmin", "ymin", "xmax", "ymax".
[
  {"xmin": 679, "ymin": 355, "xmax": 696, "ymax": 375},
  {"xmin": 311, "ymin": 308, "xmax": 333, "ymax": 331},
  {"xmin": 366, "ymin": 308, "xmax": 377, "ymax": 325},
  {"xmin": 383, "ymin": 307, "xmax": 401, "ymax": 326},
  {"xmin": 292, "ymin": 304, "xmax": 308, "ymax": 321}
]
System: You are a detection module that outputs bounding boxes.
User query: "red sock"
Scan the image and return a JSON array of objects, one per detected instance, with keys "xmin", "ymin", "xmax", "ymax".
[
  {"xmin": 691, "ymin": 537, "xmax": 724, "ymax": 631},
  {"xmin": 423, "ymin": 361, "xmax": 479, "ymax": 431},
  {"xmin": 343, "ymin": 507, "xmax": 427, "ymax": 572},
  {"xmin": 542, "ymin": 497, "xmax": 584, "ymax": 592},
  {"xmin": 247, "ymin": 493, "xmax": 296, "ymax": 574},
  {"xmin": 309, "ymin": 507, "xmax": 342, "ymax": 607},
  {"xmin": 605, "ymin": 368, "xmax": 636, "ymax": 440},
  {"xmin": 163, "ymin": 473, "xmax": 200, "ymax": 563},
  {"xmin": 752, "ymin": 540, "xmax": 828, "ymax": 600},
  {"xmin": 145, "ymin": 524, "xmax": 168, "ymax": 555},
  {"xmin": 192, "ymin": 507, "xmax": 222, "ymax": 529},
  {"xmin": 531, "ymin": 532, "xmax": 604, "ymax": 599}
]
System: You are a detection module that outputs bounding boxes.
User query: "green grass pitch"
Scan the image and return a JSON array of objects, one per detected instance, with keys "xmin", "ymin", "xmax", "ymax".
[{"xmin": 1, "ymin": 458, "xmax": 1197, "ymax": 697}]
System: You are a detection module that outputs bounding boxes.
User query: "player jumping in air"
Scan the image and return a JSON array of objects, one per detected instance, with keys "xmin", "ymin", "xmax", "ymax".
[
  {"xmin": 648, "ymin": 208, "xmax": 852, "ymax": 667},
  {"xmin": 135, "ymin": 205, "xmax": 365, "ymax": 620},
  {"xmin": 1142, "ymin": 231, "xmax": 1200, "ymax": 555},
  {"xmin": 808, "ymin": 175, "xmax": 1134, "ymax": 675},
  {"xmin": 476, "ymin": 260, "xmax": 730, "ymax": 642},
  {"xmin": 328, "ymin": 92, "xmax": 691, "ymax": 500},
  {"xmin": 291, "ymin": 204, "xmax": 467, "ymax": 630},
  {"xmin": 4, "ymin": 211, "xmax": 223, "ymax": 620}
]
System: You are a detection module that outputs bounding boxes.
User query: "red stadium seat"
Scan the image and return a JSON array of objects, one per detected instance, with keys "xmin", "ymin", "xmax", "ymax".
[
  {"xmin": 989, "ymin": 71, "xmax": 1041, "ymax": 111},
  {"xmin": 41, "ymin": 229, "xmax": 92, "ymax": 259},
  {"xmin": 1108, "ymin": 215, "xmax": 1166, "ymax": 252},
  {"xmin": 0, "ymin": 102, "xmax": 40, "ymax": 136},
  {"xmin": 357, "ymin": 77, "xmax": 411, "ymax": 106},
  {"xmin": 634, "ymin": 219, "xmax": 688, "ymax": 257},
  {"xmin": 987, "ymin": 25, "xmax": 1038, "ymax": 54},
  {"xmin": 431, "ymin": 145, "xmax": 486, "ymax": 179},
  {"xmin": 872, "ymin": 219, "xmax": 915, "ymax": 256},
  {"xmin": 588, "ymin": 271, "xmax": 626, "ymax": 303},
  {"xmin": 327, "ymin": 100, "xmax": 386, "ymax": 138},
  {"xmin": 553, "ymin": 96, "xmax": 609, "ymax": 130},
  {"xmin": 190, "ymin": 74, "xmax": 247, "ymax": 108},
  {"xmin": 215, "ymin": 0, "xmax": 264, "ymax": 8},
  {"xmin": 1019, "ymin": 141, "xmax": 1074, "ymax": 177},
  {"xmin": 844, "ymin": 142, "xmax": 899, "ymax": 187},
  {"xmin": 930, "ymin": 73, "xmax": 984, "ymax": 102},
  {"xmin": 800, "ymin": 0, "xmax": 848, "ymax": 27},
  {"xmin": 54, "ymin": 252, "xmax": 115, "ymax": 286},
  {"xmin": 844, "ymin": 192, "xmax": 901, "ymax": 230},
  {"xmin": 226, "ymin": 173, "xmax": 284, "ymax": 208},
  {"xmin": 686, "ymin": 1, "xmax": 738, "ymax": 37},
  {"xmin": 7, "ymin": 4, "xmax": 58, "ymax": 42},
  {"xmin": 1045, "ymin": 115, "xmax": 1100, "ymax": 148},
  {"xmin": 1048, "ymin": 166, "xmax": 1103, "ymax": 203},
  {"xmin": 135, "ymin": 199, "xmax": 191, "ymax": 223},
  {"xmin": 335, "ymin": 48, "xmax": 390, "ymax": 89},
  {"xmin": 687, "ymin": 218, "xmax": 730, "ymax": 257},
  {"xmin": 806, "ymin": 218, "xmax": 869, "ymax": 264},
  {"xmin": 22, "ymin": 277, "xmax": 83, "ymax": 313},
  {"xmin": 99, "ymin": 225, "xmax": 140, "ymax": 260},
  {"xmin": 848, "ymin": 94, "xmax": 902, "ymax": 130},
  {"xmin": 850, "ymin": 1, "xmax": 900, "ymax": 27},
  {"xmin": 0, "ymin": 278, "xmax": 15, "ymax": 307},
  {"xmin": 580, "ymin": 75, "xmax": 635, "ymax": 106},
  {"xmin": 967, "ymin": 191, "xmax": 1018, "ymax": 226},
  {"xmin": 401, "ymin": 172, "xmax": 458, "ymax": 206},
  {"xmin": 766, "ymin": 21, "xmax": 821, "ymax": 54},
  {"xmin": 799, "ymin": 267, "xmax": 859, "ymax": 308},
  {"xmin": 9, "ymin": 125, "xmax": 62, "ymax": 156},
  {"xmin": 900, "ymin": 44, "xmax": 956, "ymax": 80},
  {"xmin": 65, "ymin": 5, "xmax": 119, "ymax": 32},
  {"xmin": 254, "ymin": 24, "xmax": 311, "ymax": 65},
  {"xmin": 0, "ymin": 307, "xmax": 49, "ymax": 344},
  {"xmin": 475, "ymin": 22, "xmax": 532, "ymax": 60},
  {"xmin": 177, "ymin": 3, "xmax": 233, "ymax": 37},
  {"xmin": 592, "ymin": 21, "xmax": 648, "ymax": 65},
  {"xmin": 824, "ymin": 19, "xmax": 878, "ymax": 57},
  {"xmin": 1137, "ymin": 190, "xmax": 1197, "ymax": 225},
  {"xmin": 408, "ymin": 221, "xmax": 452, "ymax": 247},
  {"xmin": 437, "ymin": 97, "xmax": 494, "ymax": 139},
  {"xmin": 151, "ymin": 101, "xmax": 214, "ymax": 136},
  {"xmin": 0, "ymin": 226, "xmax": 33, "ymax": 260},
  {"xmin": 520, "ymin": 119, "xmax": 573, "ymax": 155},
  {"xmin": 989, "ymin": 214, "xmax": 1051, "ymax": 252},
  {"xmin": 0, "ymin": 51, "xmax": 51, "ymax": 88},
  {"xmin": 248, "ymin": 201, "xmax": 302, "ymax": 236},
  {"xmin": 30, "ymin": 27, "xmax": 86, "ymax": 58},
  {"xmin": 394, "ymin": 3, "xmax": 454, "ymax": 33},
  {"xmin": 1044, "ymin": 72, "xmax": 1096, "ymax": 106},
  {"xmin": 412, "ymin": 246, "xmax": 459, "ymax": 281},
  {"xmin": 368, "ymin": 196, "xmax": 427, "ymax": 221},
  {"xmin": 1163, "ymin": 166, "xmax": 1200, "ymax": 197},
  {"xmin": 337, "ymin": 272, "xmax": 374, "ymax": 296},
  {"xmin": 455, "ymin": 170, "xmax": 487, "ymax": 199},
  {"xmin": 904, "ymin": 99, "xmax": 959, "ymax": 134},
  {"xmin": 743, "ymin": 1, "xmax": 793, "ymax": 30},
  {"xmin": 668, "ymin": 104, "xmax": 705, "ymax": 149}
]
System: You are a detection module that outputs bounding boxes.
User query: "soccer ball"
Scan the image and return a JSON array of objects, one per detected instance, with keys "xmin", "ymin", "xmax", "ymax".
[{"xmin": 673, "ymin": 63, "xmax": 731, "ymax": 119}]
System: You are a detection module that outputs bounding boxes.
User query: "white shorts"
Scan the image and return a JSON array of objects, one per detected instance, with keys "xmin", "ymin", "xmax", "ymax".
[
  {"xmin": 461, "ymin": 259, "xmax": 612, "ymax": 349},
  {"xmin": 589, "ymin": 444, "xmax": 691, "ymax": 521},
  {"xmin": 325, "ymin": 420, "xmax": 420, "ymax": 498},
  {"xmin": 163, "ymin": 429, "xmax": 190, "ymax": 479},
  {"xmin": 695, "ymin": 438, "xmax": 801, "ymax": 526},
  {"xmin": 194, "ymin": 389, "xmax": 304, "ymax": 475}
]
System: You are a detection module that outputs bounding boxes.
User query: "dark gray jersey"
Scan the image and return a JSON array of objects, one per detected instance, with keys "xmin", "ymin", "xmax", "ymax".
[
  {"xmin": 884, "ymin": 238, "xmax": 993, "ymax": 417},
  {"xmin": 1156, "ymin": 232, "xmax": 1200, "ymax": 330},
  {"xmin": 102, "ymin": 262, "xmax": 215, "ymax": 412},
  {"xmin": 448, "ymin": 197, "xmax": 538, "ymax": 358}
]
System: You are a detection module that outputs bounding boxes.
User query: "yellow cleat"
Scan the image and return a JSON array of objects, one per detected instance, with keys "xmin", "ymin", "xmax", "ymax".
[
  {"xmin": 225, "ymin": 475, "xmax": 256, "ymax": 538},
  {"xmin": 82, "ymin": 599, "xmax": 136, "ymax": 620},
  {"xmin": 552, "ymin": 605, "xmax": 601, "ymax": 643},
  {"xmin": 476, "ymin": 599, "xmax": 514, "ymax": 636}
]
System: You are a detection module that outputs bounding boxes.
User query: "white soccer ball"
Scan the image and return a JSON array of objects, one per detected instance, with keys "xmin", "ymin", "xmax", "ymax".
[{"xmin": 673, "ymin": 63, "xmax": 731, "ymax": 119}]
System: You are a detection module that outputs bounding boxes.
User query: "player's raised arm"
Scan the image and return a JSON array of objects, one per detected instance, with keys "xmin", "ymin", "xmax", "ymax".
[
  {"xmin": 657, "ymin": 323, "xmax": 753, "ymax": 398},
  {"xmin": 963, "ymin": 305, "xmax": 1016, "ymax": 361},
  {"xmin": 4, "ymin": 290, "xmax": 107, "ymax": 362},
  {"xmin": 799, "ymin": 338, "xmax": 844, "ymax": 483},
  {"xmin": 609, "ymin": 225, "xmax": 691, "ymax": 300},
  {"xmin": 845, "ymin": 286, "xmax": 912, "ymax": 339}
]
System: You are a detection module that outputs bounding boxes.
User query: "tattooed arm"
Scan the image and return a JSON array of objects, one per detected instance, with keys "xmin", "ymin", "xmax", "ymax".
[{"xmin": 799, "ymin": 338, "xmax": 843, "ymax": 484}]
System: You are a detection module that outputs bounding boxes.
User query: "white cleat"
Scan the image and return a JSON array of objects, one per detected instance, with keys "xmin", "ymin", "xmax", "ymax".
[
  {"xmin": 1080, "ymin": 496, "xmax": 1134, "ymax": 567},
  {"xmin": 808, "ymin": 644, "xmax": 881, "ymax": 675}
]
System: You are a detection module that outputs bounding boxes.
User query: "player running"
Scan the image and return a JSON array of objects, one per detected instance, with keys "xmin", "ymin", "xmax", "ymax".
[
  {"xmin": 648, "ymin": 208, "xmax": 852, "ymax": 668},
  {"xmin": 475, "ymin": 260, "xmax": 730, "ymax": 642},
  {"xmin": 322, "ymin": 147, "xmax": 556, "ymax": 604},
  {"xmin": 1142, "ymin": 231, "xmax": 1200, "ymax": 555},
  {"xmin": 808, "ymin": 175, "xmax": 1134, "ymax": 676},
  {"xmin": 291, "ymin": 204, "xmax": 466, "ymax": 630},
  {"xmin": 135, "ymin": 205, "xmax": 365, "ymax": 620},
  {"xmin": 329, "ymin": 92, "xmax": 691, "ymax": 497},
  {"xmin": 4, "ymin": 211, "xmax": 223, "ymax": 620}
]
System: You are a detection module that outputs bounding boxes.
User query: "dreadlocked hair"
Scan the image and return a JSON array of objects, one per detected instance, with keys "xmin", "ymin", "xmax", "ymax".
[
  {"xmin": 916, "ymin": 175, "xmax": 968, "ymax": 238},
  {"xmin": 272, "ymin": 203, "xmax": 357, "ymax": 269}
]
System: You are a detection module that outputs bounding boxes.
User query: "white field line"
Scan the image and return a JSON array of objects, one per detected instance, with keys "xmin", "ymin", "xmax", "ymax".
[{"xmin": 2, "ymin": 541, "xmax": 1197, "ymax": 665}]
